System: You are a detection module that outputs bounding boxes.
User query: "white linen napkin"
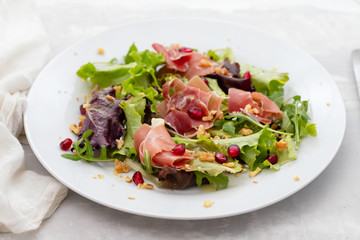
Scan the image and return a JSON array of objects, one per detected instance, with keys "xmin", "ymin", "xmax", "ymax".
[{"xmin": 0, "ymin": 0, "xmax": 67, "ymax": 233}]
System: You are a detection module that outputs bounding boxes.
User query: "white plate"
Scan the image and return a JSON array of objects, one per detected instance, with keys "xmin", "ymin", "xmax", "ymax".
[{"xmin": 24, "ymin": 18, "xmax": 346, "ymax": 220}]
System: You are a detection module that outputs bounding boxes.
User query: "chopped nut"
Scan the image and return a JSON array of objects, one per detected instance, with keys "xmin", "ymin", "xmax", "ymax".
[
  {"xmin": 113, "ymin": 86, "xmax": 122, "ymax": 94},
  {"xmin": 272, "ymin": 67, "xmax": 277, "ymax": 71},
  {"xmin": 128, "ymin": 197, "xmax": 135, "ymax": 200},
  {"xmin": 196, "ymin": 125, "xmax": 210, "ymax": 139},
  {"xmin": 199, "ymin": 152, "xmax": 215, "ymax": 162},
  {"xmin": 326, "ymin": 102, "xmax": 330, "ymax": 106},
  {"xmin": 217, "ymin": 111, "xmax": 224, "ymax": 121},
  {"xmin": 72, "ymin": 149, "xmax": 77, "ymax": 154},
  {"xmin": 78, "ymin": 115, "xmax": 86, "ymax": 121},
  {"xmin": 78, "ymin": 120, "xmax": 84, "ymax": 128},
  {"xmin": 253, "ymin": 181, "xmax": 258, "ymax": 184},
  {"xmin": 294, "ymin": 177, "xmax": 300, "ymax": 181},
  {"xmin": 202, "ymin": 110, "xmax": 217, "ymax": 121},
  {"xmin": 114, "ymin": 159, "xmax": 130, "ymax": 173},
  {"xmin": 106, "ymin": 95, "xmax": 115, "ymax": 102},
  {"xmin": 244, "ymin": 104, "xmax": 259, "ymax": 115},
  {"xmin": 116, "ymin": 139, "xmax": 124, "ymax": 150},
  {"xmin": 82, "ymin": 103, "xmax": 91, "ymax": 108},
  {"xmin": 92, "ymin": 176, "xmax": 97, "ymax": 179},
  {"xmin": 221, "ymin": 135, "xmax": 230, "ymax": 139},
  {"xmin": 222, "ymin": 162, "xmax": 235, "ymax": 168},
  {"xmin": 76, "ymin": 97, "xmax": 79, "ymax": 101},
  {"xmin": 119, "ymin": 175, "xmax": 123, "ymax": 178},
  {"xmin": 214, "ymin": 67, "xmax": 233, "ymax": 76},
  {"xmin": 138, "ymin": 183, "xmax": 154, "ymax": 190},
  {"xmin": 276, "ymin": 139, "xmax": 288, "ymax": 151},
  {"xmin": 271, "ymin": 124, "xmax": 278, "ymax": 130},
  {"xmin": 235, "ymin": 173, "xmax": 240, "ymax": 177},
  {"xmin": 74, "ymin": 52, "xmax": 78, "ymax": 56},
  {"xmin": 199, "ymin": 58, "xmax": 212, "ymax": 67},
  {"xmin": 70, "ymin": 124, "xmax": 81, "ymax": 135},
  {"xmin": 249, "ymin": 167, "xmax": 262, "ymax": 178},
  {"xmin": 97, "ymin": 47, "xmax": 105, "ymax": 54},
  {"xmin": 239, "ymin": 128, "xmax": 253, "ymax": 136},
  {"xmin": 185, "ymin": 164, "xmax": 191, "ymax": 170},
  {"xmin": 204, "ymin": 200, "xmax": 213, "ymax": 208},
  {"xmin": 125, "ymin": 176, "xmax": 132, "ymax": 183},
  {"xmin": 213, "ymin": 136, "xmax": 221, "ymax": 140},
  {"xmin": 97, "ymin": 174, "xmax": 104, "ymax": 179}
]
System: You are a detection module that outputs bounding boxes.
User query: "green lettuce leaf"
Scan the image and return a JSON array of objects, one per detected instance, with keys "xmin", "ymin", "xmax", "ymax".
[
  {"xmin": 189, "ymin": 158, "xmax": 242, "ymax": 176},
  {"xmin": 194, "ymin": 171, "xmax": 229, "ymax": 190},
  {"xmin": 240, "ymin": 63, "xmax": 288, "ymax": 104},
  {"xmin": 205, "ymin": 47, "xmax": 234, "ymax": 62}
]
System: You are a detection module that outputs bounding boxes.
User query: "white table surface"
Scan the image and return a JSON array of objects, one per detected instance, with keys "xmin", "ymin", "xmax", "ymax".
[{"xmin": 4, "ymin": 0, "xmax": 360, "ymax": 239}]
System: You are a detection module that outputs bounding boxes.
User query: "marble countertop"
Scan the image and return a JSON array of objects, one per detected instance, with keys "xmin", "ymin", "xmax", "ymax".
[{"xmin": 4, "ymin": 0, "xmax": 360, "ymax": 239}]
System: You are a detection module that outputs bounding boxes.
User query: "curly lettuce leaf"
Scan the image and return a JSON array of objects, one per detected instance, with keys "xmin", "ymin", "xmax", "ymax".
[
  {"xmin": 263, "ymin": 135, "xmax": 297, "ymax": 170},
  {"xmin": 205, "ymin": 47, "xmax": 234, "ymax": 62},
  {"xmin": 189, "ymin": 158, "xmax": 242, "ymax": 176},
  {"xmin": 76, "ymin": 44, "xmax": 165, "ymax": 90}
]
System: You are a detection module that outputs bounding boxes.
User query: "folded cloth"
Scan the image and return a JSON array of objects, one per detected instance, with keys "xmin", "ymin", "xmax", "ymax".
[{"xmin": 0, "ymin": 0, "xmax": 67, "ymax": 233}]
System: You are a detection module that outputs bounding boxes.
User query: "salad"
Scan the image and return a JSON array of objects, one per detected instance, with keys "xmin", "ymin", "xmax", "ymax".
[{"xmin": 60, "ymin": 43, "xmax": 317, "ymax": 190}]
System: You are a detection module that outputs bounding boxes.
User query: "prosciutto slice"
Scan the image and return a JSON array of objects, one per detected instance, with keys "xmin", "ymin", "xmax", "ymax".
[
  {"xmin": 157, "ymin": 77, "xmax": 222, "ymax": 137},
  {"xmin": 152, "ymin": 43, "xmax": 217, "ymax": 79},
  {"xmin": 133, "ymin": 120, "xmax": 193, "ymax": 169},
  {"xmin": 228, "ymin": 88, "xmax": 283, "ymax": 123}
]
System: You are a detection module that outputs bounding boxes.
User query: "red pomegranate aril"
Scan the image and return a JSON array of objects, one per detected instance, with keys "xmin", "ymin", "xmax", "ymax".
[
  {"xmin": 267, "ymin": 154, "xmax": 278, "ymax": 164},
  {"xmin": 227, "ymin": 144, "xmax": 240, "ymax": 158},
  {"xmin": 215, "ymin": 152, "xmax": 227, "ymax": 164},
  {"xmin": 179, "ymin": 47, "xmax": 193, "ymax": 53},
  {"xmin": 172, "ymin": 144, "xmax": 186, "ymax": 155},
  {"xmin": 80, "ymin": 105, "xmax": 86, "ymax": 115},
  {"xmin": 243, "ymin": 71, "xmax": 251, "ymax": 79},
  {"xmin": 60, "ymin": 138, "xmax": 73, "ymax": 151},
  {"xmin": 187, "ymin": 107, "xmax": 204, "ymax": 120},
  {"xmin": 132, "ymin": 171, "xmax": 144, "ymax": 185},
  {"xmin": 201, "ymin": 77, "xmax": 209, "ymax": 85}
]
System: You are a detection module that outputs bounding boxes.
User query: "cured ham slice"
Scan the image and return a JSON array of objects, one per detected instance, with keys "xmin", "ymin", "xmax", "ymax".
[
  {"xmin": 156, "ymin": 77, "xmax": 223, "ymax": 137},
  {"xmin": 152, "ymin": 43, "xmax": 217, "ymax": 79},
  {"xmin": 133, "ymin": 120, "xmax": 193, "ymax": 169},
  {"xmin": 228, "ymin": 88, "xmax": 282, "ymax": 123}
]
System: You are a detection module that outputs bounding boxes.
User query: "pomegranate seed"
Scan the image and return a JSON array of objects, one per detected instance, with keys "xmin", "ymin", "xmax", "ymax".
[
  {"xmin": 201, "ymin": 77, "xmax": 209, "ymax": 85},
  {"xmin": 132, "ymin": 171, "xmax": 144, "ymax": 185},
  {"xmin": 267, "ymin": 154, "xmax": 278, "ymax": 164},
  {"xmin": 80, "ymin": 105, "xmax": 86, "ymax": 115},
  {"xmin": 215, "ymin": 152, "xmax": 227, "ymax": 164},
  {"xmin": 60, "ymin": 138, "xmax": 73, "ymax": 151},
  {"xmin": 227, "ymin": 144, "xmax": 240, "ymax": 158},
  {"xmin": 179, "ymin": 47, "xmax": 193, "ymax": 53},
  {"xmin": 187, "ymin": 107, "xmax": 204, "ymax": 120},
  {"xmin": 172, "ymin": 144, "xmax": 186, "ymax": 155},
  {"xmin": 243, "ymin": 71, "xmax": 251, "ymax": 79}
]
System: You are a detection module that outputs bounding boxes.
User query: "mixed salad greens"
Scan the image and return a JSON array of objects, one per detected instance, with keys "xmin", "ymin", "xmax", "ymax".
[{"xmin": 61, "ymin": 43, "xmax": 317, "ymax": 190}]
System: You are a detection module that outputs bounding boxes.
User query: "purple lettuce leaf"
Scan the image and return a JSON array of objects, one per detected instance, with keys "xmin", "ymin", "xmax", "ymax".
[{"xmin": 79, "ymin": 86, "xmax": 125, "ymax": 149}]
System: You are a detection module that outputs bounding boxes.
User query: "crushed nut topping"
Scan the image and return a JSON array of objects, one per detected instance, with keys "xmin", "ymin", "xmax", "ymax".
[
  {"xmin": 82, "ymin": 103, "xmax": 91, "ymax": 108},
  {"xmin": 138, "ymin": 182, "xmax": 154, "ymax": 190},
  {"xmin": 196, "ymin": 125, "xmax": 210, "ymax": 139},
  {"xmin": 199, "ymin": 152, "xmax": 215, "ymax": 162},
  {"xmin": 97, "ymin": 47, "xmax": 105, "ymax": 54},
  {"xmin": 249, "ymin": 167, "xmax": 262, "ymax": 178},
  {"xmin": 204, "ymin": 200, "xmax": 213, "ymax": 208},
  {"xmin": 199, "ymin": 58, "xmax": 212, "ymax": 67},
  {"xmin": 253, "ymin": 181, "xmax": 258, "ymax": 184},
  {"xmin": 106, "ymin": 95, "xmax": 115, "ymax": 102},
  {"xmin": 213, "ymin": 136, "xmax": 221, "ymax": 140},
  {"xmin": 222, "ymin": 162, "xmax": 235, "ymax": 168},
  {"xmin": 113, "ymin": 86, "xmax": 122, "ymax": 94},
  {"xmin": 114, "ymin": 159, "xmax": 130, "ymax": 174},
  {"xmin": 276, "ymin": 139, "xmax": 288, "ymax": 151},
  {"xmin": 70, "ymin": 124, "xmax": 81, "ymax": 135},
  {"xmin": 294, "ymin": 177, "xmax": 300, "ymax": 181},
  {"xmin": 244, "ymin": 104, "xmax": 259, "ymax": 115},
  {"xmin": 202, "ymin": 110, "xmax": 217, "ymax": 122},
  {"xmin": 116, "ymin": 139, "xmax": 124, "ymax": 150},
  {"xmin": 97, "ymin": 174, "xmax": 104, "ymax": 179},
  {"xmin": 78, "ymin": 115, "xmax": 86, "ymax": 121},
  {"xmin": 214, "ymin": 67, "xmax": 233, "ymax": 76},
  {"xmin": 185, "ymin": 164, "xmax": 191, "ymax": 170},
  {"xmin": 239, "ymin": 128, "xmax": 253, "ymax": 136},
  {"xmin": 221, "ymin": 135, "xmax": 230, "ymax": 139},
  {"xmin": 128, "ymin": 197, "xmax": 135, "ymax": 200},
  {"xmin": 125, "ymin": 176, "xmax": 132, "ymax": 183}
]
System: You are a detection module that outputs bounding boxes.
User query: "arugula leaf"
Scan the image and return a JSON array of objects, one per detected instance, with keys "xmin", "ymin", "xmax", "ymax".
[
  {"xmin": 194, "ymin": 171, "xmax": 229, "ymax": 190},
  {"xmin": 281, "ymin": 96, "xmax": 317, "ymax": 149},
  {"xmin": 61, "ymin": 130, "xmax": 115, "ymax": 162}
]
